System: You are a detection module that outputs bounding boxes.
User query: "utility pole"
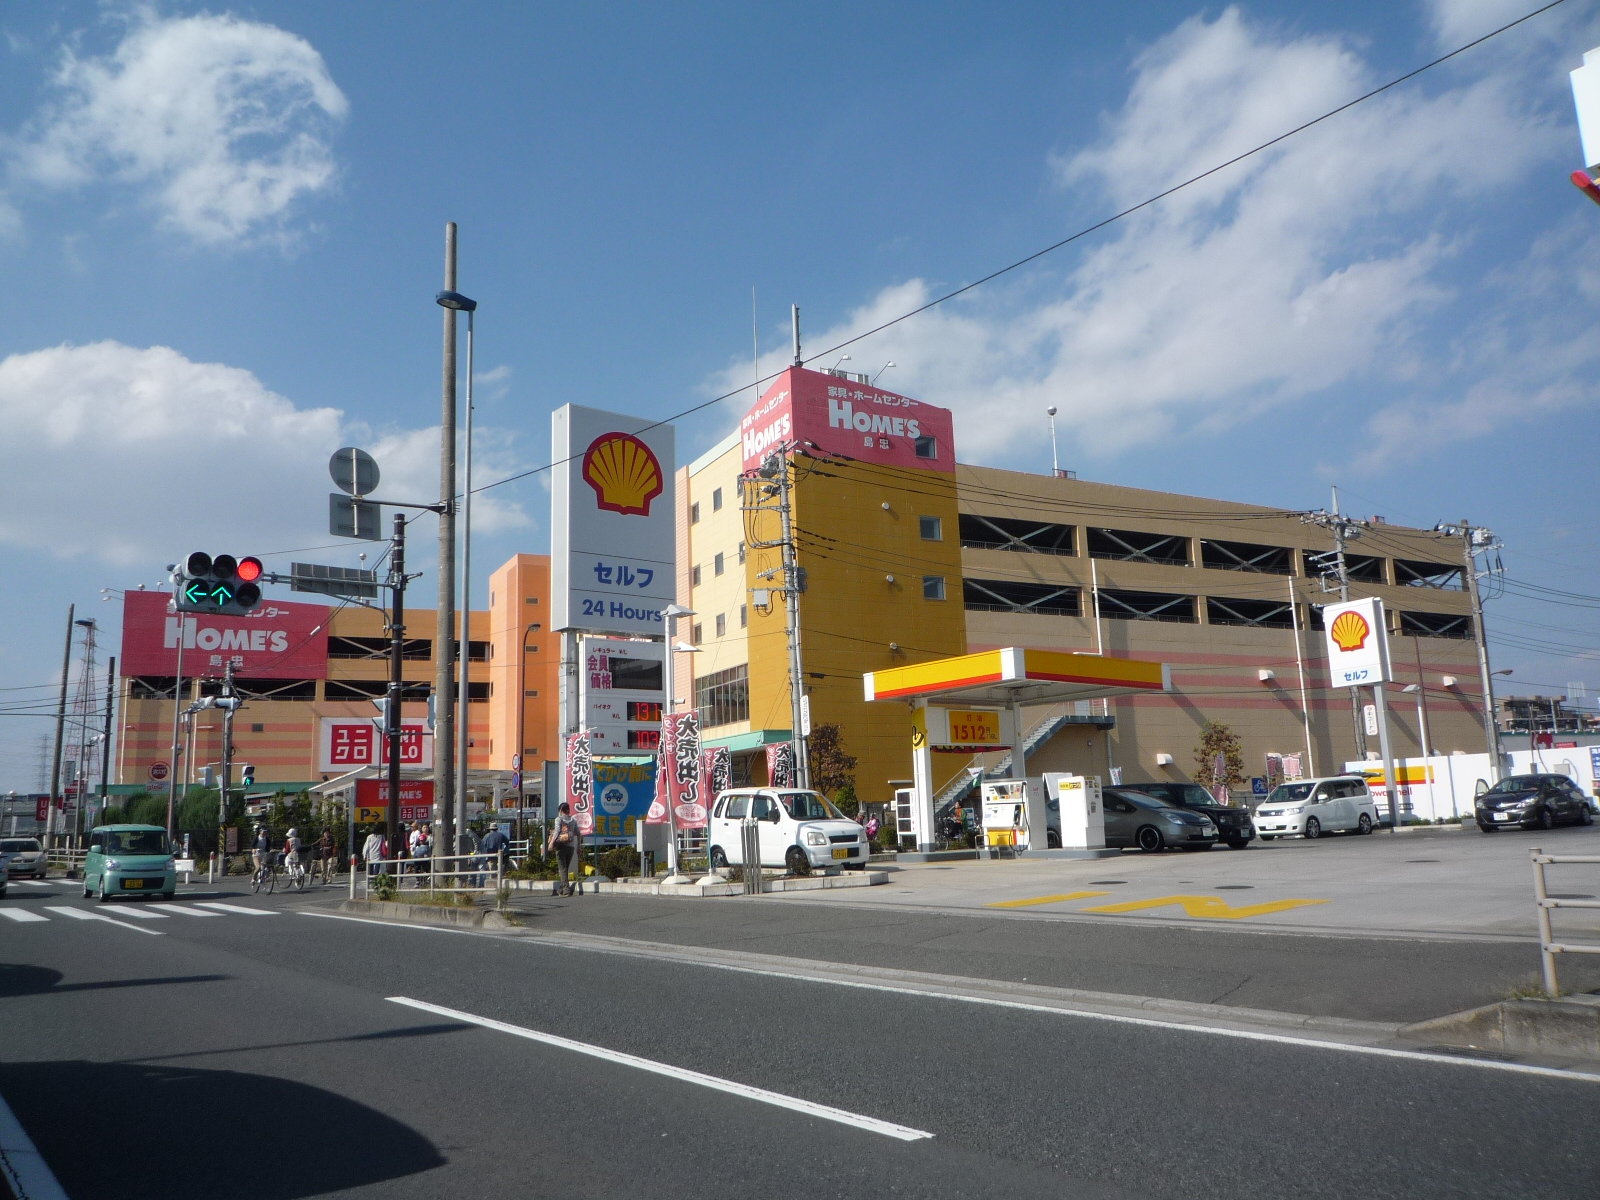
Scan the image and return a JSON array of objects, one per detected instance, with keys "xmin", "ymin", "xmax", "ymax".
[
  {"xmin": 387, "ymin": 513, "xmax": 408, "ymax": 856},
  {"xmin": 776, "ymin": 458, "xmax": 809, "ymax": 787},
  {"xmin": 1451, "ymin": 518, "xmax": 1503, "ymax": 783},
  {"xmin": 165, "ymin": 601, "xmax": 188, "ymax": 837},
  {"xmin": 435, "ymin": 222, "xmax": 459, "ymax": 862},
  {"xmin": 47, "ymin": 604, "xmax": 73, "ymax": 849},
  {"xmin": 99, "ymin": 655, "xmax": 115, "ymax": 821},
  {"xmin": 71, "ymin": 618, "xmax": 97, "ymax": 843},
  {"xmin": 216, "ymin": 663, "xmax": 238, "ymax": 868}
]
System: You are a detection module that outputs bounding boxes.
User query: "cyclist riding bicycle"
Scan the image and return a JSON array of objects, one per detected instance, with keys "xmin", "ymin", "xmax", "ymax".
[
  {"xmin": 284, "ymin": 827, "xmax": 303, "ymax": 874},
  {"xmin": 252, "ymin": 826, "xmax": 271, "ymax": 877}
]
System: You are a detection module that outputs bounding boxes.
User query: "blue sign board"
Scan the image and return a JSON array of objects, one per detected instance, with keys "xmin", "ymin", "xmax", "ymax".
[
  {"xmin": 1250, "ymin": 776, "xmax": 1268, "ymax": 796},
  {"xmin": 590, "ymin": 758, "xmax": 656, "ymax": 844}
]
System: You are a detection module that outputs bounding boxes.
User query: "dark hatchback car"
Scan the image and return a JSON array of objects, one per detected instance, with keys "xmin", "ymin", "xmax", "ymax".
[
  {"xmin": 1103, "ymin": 788, "xmax": 1219, "ymax": 852},
  {"xmin": 1119, "ymin": 782, "xmax": 1255, "ymax": 849},
  {"xmin": 1476, "ymin": 774, "xmax": 1596, "ymax": 833}
]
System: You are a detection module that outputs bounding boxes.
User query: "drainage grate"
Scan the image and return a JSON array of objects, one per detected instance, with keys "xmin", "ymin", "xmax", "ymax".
[
  {"xmin": 1088, "ymin": 880, "xmax": 1127, "ymax": 885},
  {"xmin": 1421, "ymin": 1045, "xmax": 1516, "ymax": 1062},
  {"xmin": 1406, "ymin": 859, "xmax": 1440, "ymax": 864},
  {"xmin": 1214, "ymin": 885, "xmax": 1254, "ymax": 890},
  {"xmin": 1548, "ymin": 893, "xmax": 1596, "ymax": 900}
]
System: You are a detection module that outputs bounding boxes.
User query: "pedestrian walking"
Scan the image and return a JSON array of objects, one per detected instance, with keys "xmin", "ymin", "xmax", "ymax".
[
  {"xmin": 481, "ymin": 823, "xmax": 509, "ymax": 885},
  {"xmin": 362, "ymin": 828, "xmax": 384, "ymax": 877},
  {"xmin": 546, "ymin": 802, "xmax": 580, "ymax": 897},
  {"xmin": 317, "ymin": 828, "xmax": 337, "ymax": 882}
]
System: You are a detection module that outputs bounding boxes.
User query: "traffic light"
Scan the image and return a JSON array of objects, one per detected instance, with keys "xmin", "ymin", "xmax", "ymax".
[
  {"xmin": 241, "ymin": 763, "xmax": 255, "ymax": 786},
  {"xmin": 175, "ymin": 552, "xmax": 265, "ymax": 614}
]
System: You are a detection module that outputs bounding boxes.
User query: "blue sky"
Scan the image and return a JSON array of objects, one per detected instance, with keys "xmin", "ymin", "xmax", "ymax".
[{"xmin": 2, "ymin": 0, "xmax": 1599, "ymax": 789}]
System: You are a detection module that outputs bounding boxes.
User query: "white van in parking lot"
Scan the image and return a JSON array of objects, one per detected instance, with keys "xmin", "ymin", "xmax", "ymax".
[
  {"xmin": 706, "ymin": 789, "xmax": 867, "ymax": 874},
  {"xmin": 1253, "ymin": 776, "xmax": 1379, "ymax": 840}
]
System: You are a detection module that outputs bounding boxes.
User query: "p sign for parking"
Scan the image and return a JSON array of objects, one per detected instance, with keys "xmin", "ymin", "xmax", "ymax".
[{"xmin": 1321, "ymin": 597, "xmax": 1391, "ymax": 688}]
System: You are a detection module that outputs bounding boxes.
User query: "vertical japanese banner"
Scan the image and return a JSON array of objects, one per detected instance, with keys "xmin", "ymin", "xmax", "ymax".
[
  {"xmin": 646, "ymin": 726, "xmax": 673, "ymax": 824},
  {"xmin": 670, "ymin": 712, "xmax": 705, "ymax": 827},
  {"xmin": 564, "ymin": 731, "xmax": 594, "ymax": 834},
  {"xmin": 765, "ymin": 742, "xmax": 795, "ymax": 788},
  {"xmin": 700, "ymin": 745, "xmax": 730, "ymax": 811}
]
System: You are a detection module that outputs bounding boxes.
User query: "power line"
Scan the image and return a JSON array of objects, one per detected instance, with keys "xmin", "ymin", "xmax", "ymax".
[{"xmin": 468, "ymin": 1, "xmax": 1566, "ymax": 501}]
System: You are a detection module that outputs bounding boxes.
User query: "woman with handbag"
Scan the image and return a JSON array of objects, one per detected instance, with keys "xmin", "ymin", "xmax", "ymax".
[{"xmin": 546, "ymin": 802, "xmax": 580, "ymax": 897}]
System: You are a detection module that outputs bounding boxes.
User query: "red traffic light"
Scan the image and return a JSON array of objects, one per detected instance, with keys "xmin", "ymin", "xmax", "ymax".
[{"xmin": 237, "ymin": 556, "xmax": 263, "ymax": 583}]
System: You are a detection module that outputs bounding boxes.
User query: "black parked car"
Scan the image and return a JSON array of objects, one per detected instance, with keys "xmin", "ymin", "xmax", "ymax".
[
  {"xmin": 1475, "ymin": 774, "xmax": 1596, "ymax": 833},
  {"xmin": 1118, "ymin": 782, "xmax": 1255, "ymax": 849}
]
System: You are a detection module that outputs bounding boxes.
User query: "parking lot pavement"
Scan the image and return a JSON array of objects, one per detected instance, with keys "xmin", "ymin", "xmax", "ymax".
[{"xmin": 783, "ymin": 822, "xmax": 1600, "ymax": 941}]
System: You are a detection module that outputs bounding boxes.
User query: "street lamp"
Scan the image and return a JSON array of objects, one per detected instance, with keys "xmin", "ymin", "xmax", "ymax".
[
  {"xmin": 872, "ymin": 361, "xmax": 896, "ymax": 385},
  {"xmin": 660, "ymin": 604, "xmax": 694, "ymax": 883},
  {"xmin": 1046, "ymin": 406, "xmax": 1060, "ymax": 476},
  {"xmin": 437, "ymin": 288, "xmax": 477, "ymax": 856},
  {"xmin": 516, "ymin": 622, "xmax": 542, "ymax": 845}
]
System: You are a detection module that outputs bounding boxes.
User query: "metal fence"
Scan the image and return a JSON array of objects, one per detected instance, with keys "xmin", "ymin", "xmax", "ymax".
[
  {"xmin": 44, "ymin": 849, "xmax": 87, "ymax": 876},
  {"xmin": 740, "ymin": 819, "xmax": 762, "ymax": 895},
  {"xmin": 1531, "ymin": 847, "xmax": 1600, "ymax": 993},
  {"xmin": 355, "ymin": 852, "xmax": 503, "ymax": 899}
]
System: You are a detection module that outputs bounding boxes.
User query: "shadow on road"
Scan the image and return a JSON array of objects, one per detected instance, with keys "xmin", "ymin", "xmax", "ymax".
[
  {"xmin": 0, "ymin": 1060, "xmax": 445, "ymax": 1199},
  {"xmin": 0, "ymin": 963, "xmax": 231, "ymax": 998}
]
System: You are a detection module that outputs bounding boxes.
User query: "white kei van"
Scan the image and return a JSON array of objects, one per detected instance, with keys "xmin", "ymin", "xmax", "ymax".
[{"xmin": 707, "ymin": 789, "xmax": 868, "ymax": 874}]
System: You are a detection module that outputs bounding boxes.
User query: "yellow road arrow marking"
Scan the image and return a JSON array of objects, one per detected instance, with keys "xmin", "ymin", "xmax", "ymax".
[
  {"xmin": 1080, "ymin": 895, "xmax": 1330, "ymax": 920},
  {"xmin": 986, "ymin": 891, "xmax": 1110, "ymax": 909}
]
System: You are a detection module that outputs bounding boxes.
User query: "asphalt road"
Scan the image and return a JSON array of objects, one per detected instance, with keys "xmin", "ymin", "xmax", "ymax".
[{"xmin": 4, "ymin": 880, "xmax": 1600, "ymax": 1199}]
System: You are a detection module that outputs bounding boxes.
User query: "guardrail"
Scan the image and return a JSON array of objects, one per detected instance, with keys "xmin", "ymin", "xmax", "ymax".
[
  {"xmin": 1532, "ymin": 848, "xmax": 1600, "ymax": 993},
  {"xmin": 356, "ymin": 852, "xmax": 503, "ymax": 899},
  {"xmin": 44, "ymin": 849, "xmax": 87, "ymax": 875}
]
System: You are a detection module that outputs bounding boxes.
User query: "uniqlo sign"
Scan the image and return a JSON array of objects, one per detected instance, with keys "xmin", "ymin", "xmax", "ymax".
[{"xmin": 320, "ymin": 719, "xmax": 432, "ymax": 772}]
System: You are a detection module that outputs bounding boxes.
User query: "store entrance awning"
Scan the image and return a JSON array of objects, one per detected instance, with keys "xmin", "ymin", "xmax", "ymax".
[{"xmin": 863, "ymin": 647, "xmax": 1170, "ymax": 708}]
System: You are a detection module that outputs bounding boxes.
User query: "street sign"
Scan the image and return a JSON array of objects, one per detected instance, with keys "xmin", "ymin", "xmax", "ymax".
[
  {"xmin": 800, "ymin": 693, "xmax": 812, "ymax": 737},
  {"xmin": 330, "ymin": 494, "xmax": 382, "ymax": 540},
  {"xmin": 1364, "ymin": 704, "xmax": 1379, "ymax": 737},
  {"xmin": 1321, "ymin": 597, "xmax": 1392, "ymax": 688},
  {"xmin": 1251, "ymin": 776, "xmax": 1267, "ymax": 796},
  {"xmin": 148, "ymin": 761, "xmax": 169, "ymax": 782},
  {"xmin": 329, "ymin": 447, "xmax": 380, "ymax": 496},
  {"xmin": 291, "ymin": 562, "xmax": 379, "ymax": 599}
]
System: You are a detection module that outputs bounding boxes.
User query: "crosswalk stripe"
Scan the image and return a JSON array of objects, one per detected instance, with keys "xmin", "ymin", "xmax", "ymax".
[
  {"xmin": 192, "ymin": 901, "xmax": 274, "ymax": 916},
  {"xmin": 0, "ymin": 909, "xmax": 48, "ymax": 923},
  {"xmin": 163, "ymin": 905, "xmax": 224, "ymax": 917},
  {"xmin": 98, "ymin": 905, "xmax": 168, "ymax": 919},
  {"xmin": 11, "ymin": 880, "xmax": 54, "ymax": 889},
  {"xmin": 43, "ymin": 907, "xmax": 163, "ymax": 935}
]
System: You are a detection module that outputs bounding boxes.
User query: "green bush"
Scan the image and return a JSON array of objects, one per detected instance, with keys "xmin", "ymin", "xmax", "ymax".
[
  {"xmin": 832, "ymin": 784, "xmax": 860, "ymax": 819},
  {"xmin": 372, "ymin": 873, "xmax": 397, "ymax": 901},
  {"xmin": 597, "ymin": 845, "xmax": 640, "ymax": 879}
]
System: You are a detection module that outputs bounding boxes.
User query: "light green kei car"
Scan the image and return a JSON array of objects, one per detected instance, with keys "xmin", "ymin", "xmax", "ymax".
[{"xmin": 83, "ymin": 824, "xmax": 177, "ymax": 902}]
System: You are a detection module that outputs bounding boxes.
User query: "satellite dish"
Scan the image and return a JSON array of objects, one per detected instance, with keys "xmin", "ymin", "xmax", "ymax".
[{"xmin": 329, "ymin": 447, "xmax": 380, "ymax": 497}]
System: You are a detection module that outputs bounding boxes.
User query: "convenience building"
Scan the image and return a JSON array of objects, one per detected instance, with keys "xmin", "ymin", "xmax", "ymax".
[{"xmin": 676, "ymin": 365, "xmax": 1489, "ymax": 803}]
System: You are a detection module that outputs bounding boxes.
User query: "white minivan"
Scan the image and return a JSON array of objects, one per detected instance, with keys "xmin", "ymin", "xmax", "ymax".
[
  {"xmin": 1253, "ymin": 776, "xmax": 1379, "ymax": 840},
  {"xmin": 707, "ymin": 789, "xmax": 868, "ymax": 874}
]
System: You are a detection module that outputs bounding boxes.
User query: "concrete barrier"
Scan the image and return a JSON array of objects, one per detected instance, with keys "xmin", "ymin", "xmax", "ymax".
[
  {"xmin": 341, "ymin": 899, "xmax": 520, "ymax": 930},
  {"xmin": 1399, "ymin": 994, "xmax": 1600, "ymax": 1060}
]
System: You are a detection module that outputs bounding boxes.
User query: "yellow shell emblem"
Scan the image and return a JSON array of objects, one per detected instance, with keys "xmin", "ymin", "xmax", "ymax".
[
  {"xmin": 1330, "ymin": 609, "xmax": 1370, "ymax": 653},
  {"xmin": 582, "ymin": 432, "xmax": 664, "ymax": 517}
]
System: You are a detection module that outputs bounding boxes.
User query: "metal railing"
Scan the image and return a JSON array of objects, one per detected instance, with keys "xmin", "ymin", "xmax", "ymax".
[
  {"xmin": 740, "ymin": 819, "xmax": 762, "ymax": 895},
  {"xmin": 356, "ymin": 852, "xmax": 504, "ymax": 899},
  {"xmin": 45, "ymin": 849, "xmax": 87, "ymax": 875},
  {"xmin": 1532, "ymin": 848, "xmax": 1600, "ymax": 993}
]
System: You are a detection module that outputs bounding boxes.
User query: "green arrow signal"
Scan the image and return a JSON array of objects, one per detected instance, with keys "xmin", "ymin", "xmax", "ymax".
[
  {"xmin": 184, "ymin": 581, "xmax": 208, "ymax": 604},
  {"xmin": 209, "ymin": 582, "xmax": 234, "ymax": 604}
]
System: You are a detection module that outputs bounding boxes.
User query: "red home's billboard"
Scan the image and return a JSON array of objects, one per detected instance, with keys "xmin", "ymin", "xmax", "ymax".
[
  {"xmin": 121, "ymin": 591, "xmax": 330, "ymax": 679},
  {"xmin": 739, "ymin": 367, "xmax": 956, "ymax": 475}
]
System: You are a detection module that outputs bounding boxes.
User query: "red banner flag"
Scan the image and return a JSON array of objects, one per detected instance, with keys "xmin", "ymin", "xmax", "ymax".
[
  {"xmin": 564, "ymin": 731, "xmax": 594, "ymax": 834},
  {"xmin": 669, "ymin": 711, "xmax": 705, "ymax": 828}
]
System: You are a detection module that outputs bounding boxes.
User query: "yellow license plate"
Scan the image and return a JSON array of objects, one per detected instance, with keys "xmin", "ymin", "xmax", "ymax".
[
  {"xmin": 832, "ymin": 847, "xmax": 850, "ymax": 859},
  {"xmin": 123, "ymin": 879, "xmax": 145, "ymax": 889}
]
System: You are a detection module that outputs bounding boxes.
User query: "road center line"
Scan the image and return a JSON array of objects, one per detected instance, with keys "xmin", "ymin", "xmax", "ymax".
[
  {"xmin": 0, "ymin": 1087, "xmax": 69, "ymax": 1200},
  {"xmin": 386, "ymin": 995, "xmax": 934, "ymax": 1142},
  {"xmin": 43, "ymin": 908, "xmax": 162, "ymax": 936}
]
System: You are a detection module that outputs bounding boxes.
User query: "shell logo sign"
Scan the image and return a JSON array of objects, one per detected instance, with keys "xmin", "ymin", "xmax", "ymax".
[
  {"xmin": 1329, "ymin": 609, "xmax": 1371, "ymax": 653},
  {"xmin": 582, "ymin": 432, "xmax": 663, "ymax": 516}
]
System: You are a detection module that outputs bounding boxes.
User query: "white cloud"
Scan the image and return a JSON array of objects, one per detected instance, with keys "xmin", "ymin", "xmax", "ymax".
[
  {"xmin": 0, "ymin": 341, "xmax": 527, "ymax": 568},
  {"xmin": 714, "ymin": 7, "xmax": 1567, "ymax": 464},
  {"xmin": 9, "ymin": 11, "xmax": 346, "ymax": 245}
]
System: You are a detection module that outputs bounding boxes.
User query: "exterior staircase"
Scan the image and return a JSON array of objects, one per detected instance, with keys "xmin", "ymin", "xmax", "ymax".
[{"xmin": 932, "ymin": 703, "xmax": 1114, "ymax": 820}]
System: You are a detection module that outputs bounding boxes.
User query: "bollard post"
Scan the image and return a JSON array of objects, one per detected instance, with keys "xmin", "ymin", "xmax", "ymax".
[
  {"xmin": 1532, "ymin": 847, "xmax": 1560, "ymax": 995},
  {"xmin": 208, "ymin": 852, "xmax": 215, "ymax": 884},
  {"xmin": 350, "ymin": 855, "xmax": 357, "ymax": 901}
]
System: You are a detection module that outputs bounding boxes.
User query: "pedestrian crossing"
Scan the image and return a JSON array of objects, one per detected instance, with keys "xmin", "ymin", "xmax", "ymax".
[{"xmin": 0, "ymin": 898, "xmax": 278, "ymax": 928}]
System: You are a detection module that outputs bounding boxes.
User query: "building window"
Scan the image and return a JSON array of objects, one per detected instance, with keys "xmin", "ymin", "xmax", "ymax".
[
  {"xmin": 714, "ymin": 552, "xmax": 725, "ymax": 576},
  {"xmin": 1200, "ymin": 539, "xmax": 1294, "ymax": 575},
  {"xmin": 250, "ymin": 723, "xmax": 264, "ymax": 733},
  {"xmin": 739, "ymin": 604, "xmax": 747, "ymax": 628},
  {"xmin": 524, "ymin": 689, "xmax": 538, "ymax": 697},
  {"xmin": 963, "ymin": 578, "xmax": 1080, "ymax": 616},
  {"xmin": 525, "ymin": 596, "xmax": 539, "ymax": 604},
  {"xmin": 914, "ymin": 435, "xmax": 938, "ymax": 460},
  {"xmin": 737, "ymin": 541, "xmax": 746, "ymax": 564},
  {"xmin": 691, "ymin": 502, "xmax": 701, "ymax": 524},
  {"xmin": 959, "ymin": 514, "xmax": 1074, "ymax": 555},
  {"xmin": 1394, "ymin": 559, "xmax": 1464, "ymax": 589},
  {"xmin": 1399, "ymin": 610, "xmax": 1474, "ymax": 639},
  {"xmin": 919, "ymin": 516, "xmax": 943, "ymax": 541},
  {"xmin": 1088, "ymin": 528, "xmax": 1190, "ymax": 566},
  {"xmin": 715, "ymin": 613, "xmax": 727, "ymax": 637},
  {"xmin": 712, "ymin": 487, "xmax": 723, "ymax": 512},
  {"xmin": 692, "ymin": 623, "xmax": 703, "ymax": 644},
  {"xmin": 1206, "ymin": 596, "xmax": 1294, "ymax": 629},
  {"xmin": 923, "ymin": 575, "xmax": 946, "ymax": 600},
  {"xmin": 692, "ymin": 564, "xmax": 702, "ymax": 587},
  {"xmin": 1098, "ymin": 589, "xmax": 1197, "ymax": 624},
  {"xmin": 696, "ymin": 664, "xmax": 750, "ymax": 728}
]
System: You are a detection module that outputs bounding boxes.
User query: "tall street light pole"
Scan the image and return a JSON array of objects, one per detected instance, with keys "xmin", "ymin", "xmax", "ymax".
[
  {"xmin": 660, "ymin": 603, "xmax": 695, "ymax": 883},
  {"xmin": 439, "ymin": 288, "xmax": 478, "ymax": 856},
  {"xmin": 517, "ymin": 621, "xmax": 541, "ymax": 846},
  {"xmin": 435, "ymin": 224, "xmax": 459, "ymax": 859}
]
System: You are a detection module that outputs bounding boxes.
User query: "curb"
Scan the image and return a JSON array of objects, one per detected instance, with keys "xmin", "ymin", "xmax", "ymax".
[
  {"xmin": 341, "ymin": 899, "xmax": 520, "ymax": 930},
  {"xmin": 1399, "ymin": 994, "xmax": 1600, "ymax": 1060}
]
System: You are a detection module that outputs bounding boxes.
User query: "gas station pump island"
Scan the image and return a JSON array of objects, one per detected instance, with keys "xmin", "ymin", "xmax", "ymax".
[{"xmin": 863, "ymin": 647, "xmax": 1171, "ymax": 854}]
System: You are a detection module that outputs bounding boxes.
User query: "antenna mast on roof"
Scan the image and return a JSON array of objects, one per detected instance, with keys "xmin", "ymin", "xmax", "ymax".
[{"xmin": 791, "ymin": 304, "xmax": 802, "ymax": 366}]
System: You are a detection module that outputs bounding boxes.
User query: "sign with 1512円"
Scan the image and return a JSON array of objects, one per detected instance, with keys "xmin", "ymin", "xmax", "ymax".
[
  {"xmin": 1321, "ymin": 597, "xmax": 1391, "ymax": 688},
  {"xmin": 923, "ymin": 706, "xmax": 1013, "ymax": 751}
]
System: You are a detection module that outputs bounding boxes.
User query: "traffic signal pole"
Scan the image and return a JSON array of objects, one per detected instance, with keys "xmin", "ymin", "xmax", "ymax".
[
  {"xmin": 47, "ymin": 604, "xmax": 73, "ymax": 849},
  {"xmin": 387, "ymin": 514, "xmax": 407, "ymax": 856},
  {"xmin": 216, "ymin": 663, "xmax": 236, "ymax": 869},
  {"xmin": 435, "ymin": 222, "xmax": 459, "ymax": 862}
]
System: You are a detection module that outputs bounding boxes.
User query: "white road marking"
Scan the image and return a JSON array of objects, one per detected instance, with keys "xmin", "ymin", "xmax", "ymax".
[
  {"xmin": 191, "ymin": 902, "xmax": 274, "ymax": 916},
  {"xmin": 387, "ymin": 995, "xmax": 934, "ymax": 1142},
  {"xmin": 94, "ymin": 905, "xmax": 167, "ymax": 919},
  {"xmin": 0, "ymin": 1087, "xmax": 69, "ymax": 1200},
  {"xmin": 0, "ymin": 909, "xmax": 48, "ymax": 923},
  {"xmin": 162, "ymin": 905, "xmax": 224, "ymax": 917},
  {"xmin": 11, "ymin": 881, "xmax": 54, "ymax": 889},
  {"xmin": 43, "ymin": 907, "xmax": 163, "ymax": 935}
]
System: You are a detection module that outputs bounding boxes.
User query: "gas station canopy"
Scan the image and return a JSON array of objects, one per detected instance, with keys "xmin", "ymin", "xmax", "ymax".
[{"xmin": 863, "ymin": 647, "xmax": 1170, "ymax": 708}]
